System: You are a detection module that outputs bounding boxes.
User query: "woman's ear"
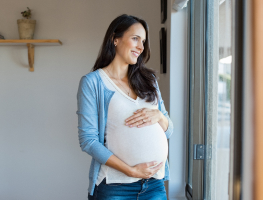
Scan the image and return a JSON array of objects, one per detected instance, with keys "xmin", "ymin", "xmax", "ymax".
[
  {"xmin": 111, "ymin": 33, "xmax": 117, "ymax": 46},
  {"xmin": 113, "ymin": 38, "xmax": 118, "ymax": 46}
]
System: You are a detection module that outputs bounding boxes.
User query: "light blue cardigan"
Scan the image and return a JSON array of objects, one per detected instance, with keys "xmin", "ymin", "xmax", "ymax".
[{"xmin": 76, "ymin": 70, "xmax": 173, "ymax": 196}]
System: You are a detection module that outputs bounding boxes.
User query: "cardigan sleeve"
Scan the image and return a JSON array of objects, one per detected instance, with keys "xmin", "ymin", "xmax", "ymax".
[
  {"xmin": 155, "ymin": 80, "xmax": 174, "ymax": 139},
  {"xmin": 76, "ymin": 76, "xmax": 113, "ymax": 164}
]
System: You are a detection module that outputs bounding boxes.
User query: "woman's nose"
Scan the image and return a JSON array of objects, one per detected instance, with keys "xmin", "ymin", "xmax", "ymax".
[{"xmin": 137, "ymin": 42, "xmax": 144, "ymax": 51}]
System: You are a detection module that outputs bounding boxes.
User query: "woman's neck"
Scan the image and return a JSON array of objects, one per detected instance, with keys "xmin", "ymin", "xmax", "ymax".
[{"xmin": 106, "ymin": 57, "xmax": 129, "ymax": 80}]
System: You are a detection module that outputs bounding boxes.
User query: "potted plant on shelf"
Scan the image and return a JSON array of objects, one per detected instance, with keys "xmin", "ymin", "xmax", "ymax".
[{"xmin": 17, "ymin": 7, "xmax": 36, "ymax": 39}]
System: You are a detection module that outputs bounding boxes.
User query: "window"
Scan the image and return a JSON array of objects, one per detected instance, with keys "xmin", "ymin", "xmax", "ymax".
[{"xmin": 185, "ymin": 0, "xmax": 243, "ymax": 199}]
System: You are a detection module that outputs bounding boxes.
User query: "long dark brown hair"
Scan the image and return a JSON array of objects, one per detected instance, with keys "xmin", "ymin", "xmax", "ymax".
[{"xmin": 92, "ymin": 14, "xmax": 158, "ymax": 103}]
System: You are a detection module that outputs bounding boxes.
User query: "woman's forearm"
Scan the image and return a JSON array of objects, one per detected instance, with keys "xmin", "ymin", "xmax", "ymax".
[
  {"xmin": 105, "ymin": 154, "xmax": 164, "ymax": 179},
  {"xmin": 158, "ymin": 112, "xmax": 169, "ymax": 132},
  {"xmin": 105, "ymin": 155, "xmax": 134, "ymax": 177}
]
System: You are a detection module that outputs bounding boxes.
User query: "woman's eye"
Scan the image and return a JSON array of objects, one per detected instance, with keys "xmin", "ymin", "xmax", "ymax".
[{"xmin": 133, "ymin": 37, "xmax": 138, "ymax": 41}]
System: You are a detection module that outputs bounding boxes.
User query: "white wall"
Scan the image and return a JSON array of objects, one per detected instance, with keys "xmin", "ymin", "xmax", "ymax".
[
  {"xmin": 0, "ymin": 1, "xmax": 166, "ymax": 199},
  {"xmin": 161, "ymin": 1, "xmax": 188, "ymax": 200},
  {"xmin": 169, "ymin": 8, "xmax": 188, "ymax": 199}
]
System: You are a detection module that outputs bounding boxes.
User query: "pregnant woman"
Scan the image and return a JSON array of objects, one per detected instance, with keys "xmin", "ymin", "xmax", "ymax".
[{"xmin": 77, "ymin": 14, "xmax": 173, "ymax": 200}]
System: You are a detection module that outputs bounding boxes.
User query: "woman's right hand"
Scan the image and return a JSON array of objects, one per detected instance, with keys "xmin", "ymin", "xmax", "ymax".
[
  {"xmin": 105, "ymin": 155, "xmax": 164, "ymax": 179},
  {"xmin": 129, "ymin": 161, "xmax": 163, "ymax": 179}
]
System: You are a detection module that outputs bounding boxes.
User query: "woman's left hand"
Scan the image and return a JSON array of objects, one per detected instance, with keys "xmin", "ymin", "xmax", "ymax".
[{"xmin": 125, "ymin": 108, "xmax": 163, "ymax": 128}]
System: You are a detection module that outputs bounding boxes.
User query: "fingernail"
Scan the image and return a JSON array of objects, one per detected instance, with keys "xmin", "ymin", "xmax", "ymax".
[{"xmin": 129, "ymin": 125, "xmax": 132, "ymax": 127}]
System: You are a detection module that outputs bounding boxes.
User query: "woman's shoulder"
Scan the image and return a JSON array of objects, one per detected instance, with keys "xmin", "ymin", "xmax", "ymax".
[
  {"xmin": 80, "ymin": 70, "xmax": 100, "ymax": 85},
  {"xmin": 83, "ymin": 70, "xmax": 99, "ymax": 80}
]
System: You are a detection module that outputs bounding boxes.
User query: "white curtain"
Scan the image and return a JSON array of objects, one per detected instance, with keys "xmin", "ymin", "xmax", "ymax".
[{"xmin": 172, "ymin": 0, "xmax": 189, "ymax": 11}]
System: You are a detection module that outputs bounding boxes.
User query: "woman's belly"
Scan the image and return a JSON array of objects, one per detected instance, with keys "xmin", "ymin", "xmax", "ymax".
[{"xmin": 106, "ymin": 122, "xmax": 168, "ymax": 167}]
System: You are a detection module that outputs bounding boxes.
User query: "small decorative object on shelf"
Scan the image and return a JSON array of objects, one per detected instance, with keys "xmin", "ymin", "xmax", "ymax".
[
  {"xmin": 0, "ymin": 34, "xmax": 5, "ymax": 40},
  {"xmin": 17, "ymin": 7, "xmax": 36, "ymax": 39},
  {"xmin": 21, "ymin": 7, "xmax": 32, "ymax": 19}
]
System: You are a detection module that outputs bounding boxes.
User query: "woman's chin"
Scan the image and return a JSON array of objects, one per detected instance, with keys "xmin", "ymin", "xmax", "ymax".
[{"xmin": 129, "ymin": 59, "xmax": 138, "ymax": 65}]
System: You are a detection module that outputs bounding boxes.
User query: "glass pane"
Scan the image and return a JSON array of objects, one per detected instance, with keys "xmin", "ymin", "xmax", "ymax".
[
  {"xmin": 187, "ymin": 55, "xmax": 193, "ymax": 188},
  {"xmin": 204, "ymin": 0, "xmax": 232, "ymax": 199},
  {"xmin": 187, "ymin": 1, "xmax": 194, "ymax": 189}
]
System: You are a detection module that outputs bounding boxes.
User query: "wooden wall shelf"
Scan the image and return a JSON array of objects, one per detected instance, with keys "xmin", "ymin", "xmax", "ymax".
[{"xmin": 0, "ymin": 39, "xmax": 62, "ymax": 72}]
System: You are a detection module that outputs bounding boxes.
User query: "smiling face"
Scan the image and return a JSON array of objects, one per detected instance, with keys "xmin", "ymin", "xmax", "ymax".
[{"xmin": 114, "ymin": 23, "xmax": 146, "ymax": 65}]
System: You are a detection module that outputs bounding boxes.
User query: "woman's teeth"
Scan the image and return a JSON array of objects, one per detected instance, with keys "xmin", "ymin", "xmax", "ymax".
[{"xmin": 132, "ymin": 51, "xmax": 139, "ymax": 57}]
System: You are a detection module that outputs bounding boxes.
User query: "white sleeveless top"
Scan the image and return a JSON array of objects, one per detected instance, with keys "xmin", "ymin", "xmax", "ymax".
[{"xmin": 96, "ymin": 69, "xmax": 168, "ymax": 185}]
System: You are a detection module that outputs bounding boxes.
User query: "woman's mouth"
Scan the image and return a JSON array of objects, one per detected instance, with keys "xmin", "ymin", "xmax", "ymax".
[{"xmin": 131, "ymin": 51, "xmax": 140, "ymax": 57}]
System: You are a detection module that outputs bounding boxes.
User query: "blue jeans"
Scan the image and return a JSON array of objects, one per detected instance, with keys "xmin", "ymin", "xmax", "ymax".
[{"xmin": 88, "ymin": 178, "xmax": 167, "ymax": 200}]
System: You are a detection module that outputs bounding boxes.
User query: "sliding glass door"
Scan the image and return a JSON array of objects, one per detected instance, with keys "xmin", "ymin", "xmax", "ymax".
[
  {"xmin": 186, "ymin": 1, "xmax": 207, "ymax": 199},
  {"xmin": 204, "ymin": 0, "xmax": 232, "ymax": 199},
  {"xmin": 185, "ymin": 0, "xmax": 242, "ymax": 199}
]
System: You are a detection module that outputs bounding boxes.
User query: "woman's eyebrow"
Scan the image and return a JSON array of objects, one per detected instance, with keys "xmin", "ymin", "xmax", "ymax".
[{"xmin": 133, "ymin": 35, "xmax": 146, "ymax": 41}]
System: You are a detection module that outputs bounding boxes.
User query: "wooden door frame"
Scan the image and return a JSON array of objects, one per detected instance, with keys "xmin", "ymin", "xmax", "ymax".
[{"xmin": 252, "ymin": 0, "xmax": 263, "ymax": 199}]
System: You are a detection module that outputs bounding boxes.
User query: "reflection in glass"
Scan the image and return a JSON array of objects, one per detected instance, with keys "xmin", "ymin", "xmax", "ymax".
[{"xmin": 214, "ymin": 0, "xmax": 232, "ymax": 199}]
